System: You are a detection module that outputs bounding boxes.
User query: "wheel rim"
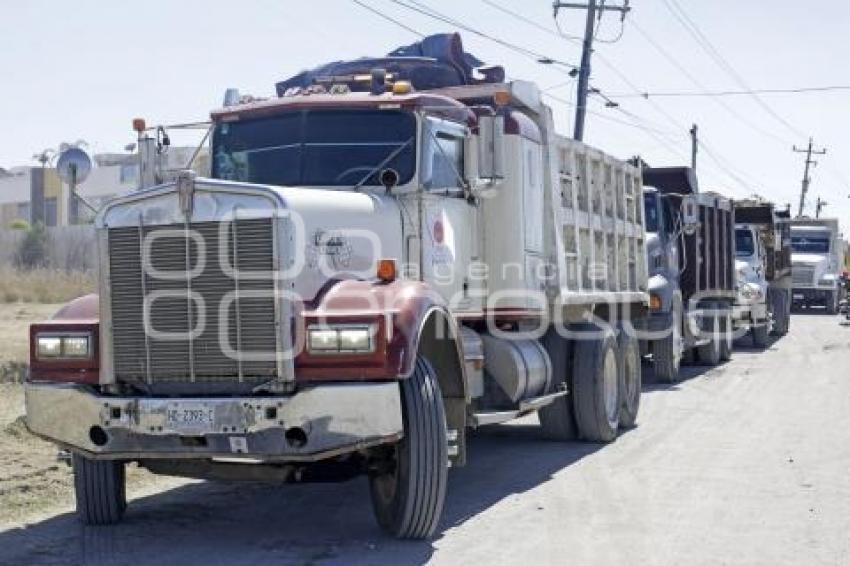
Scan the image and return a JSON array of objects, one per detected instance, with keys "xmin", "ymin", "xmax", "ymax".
[{"xmin": 603, "ymin": 347, "xmax": 619, "ymax": 424}]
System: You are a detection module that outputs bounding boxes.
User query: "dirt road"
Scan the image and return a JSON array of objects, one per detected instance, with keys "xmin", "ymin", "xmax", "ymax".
[{"xmin": 1, "ymin": 313, "xmax": 848, "ymax": 565}]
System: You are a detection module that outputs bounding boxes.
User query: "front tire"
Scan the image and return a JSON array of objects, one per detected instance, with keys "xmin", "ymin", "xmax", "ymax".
[
  {"xmin": 572, "ymin": 325, "xmax": 620, "ymax": 442},
  {"xmin": 751, "ymin": 321, "xmax": 769, "ymax": 348},
  {"xmin": 826, "ymin": 291, "xmax": 839, "ymax": 315},
  {"xmin": 696, "ymin": 313, "xmax": 721, "ymax": 366},
  {"xmin": 72, "ymin": 454, "xmax": 126, "ymax": 525},
  {"xmin": 719, "ymin": 312, "xmax": 733, "ymax": 362},
  {"xmin": 771, "ymin": 290, "xmax": 790, "ymax": 336},
  {"xmin": 369, "ymin": 357, "xmax": 448, "ymax": 540},
  {"xmin": 538, "ymin": 329, "xmax": 578, "ymax": 440},
  {"xmin": 654, "ymin": 306, "xmax": 683, "ymax": 383}
]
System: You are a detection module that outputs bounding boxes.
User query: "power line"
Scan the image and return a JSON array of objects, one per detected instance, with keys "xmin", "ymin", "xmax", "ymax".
[
  {"xmin": 351, "ymin": 0, "xmax": 425, "ymax": 37},
  {"xmin": 608, "ymin": 85, "xmax": 850, "ymax": 98},
  {"xmin": 661, "ymin": 0, "xmax": 808, "ymax": 140},
  {"xmin": 389, "ymin": 0, "xmax": 579, "ymax": 71}
]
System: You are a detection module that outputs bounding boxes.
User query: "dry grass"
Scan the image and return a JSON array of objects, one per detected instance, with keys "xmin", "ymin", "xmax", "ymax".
[
  {"xmin": 0, "ymin": 267, "xmax": 95, "ymax": 304},
  {"xmin": 0, "ymin": 303, "xmax": 180, "ymax": 527},
  {"xmin": 0, "ymin": 303, "xmax": 64, "ymax": 382}
]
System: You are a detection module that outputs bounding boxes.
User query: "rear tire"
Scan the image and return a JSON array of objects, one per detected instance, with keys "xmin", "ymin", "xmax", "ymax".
[
  {"xmin": 538, "ymin": 329, "xmax": 577, "ymax": 440},
  {"xmin": 616, "ymin": 326, "xmax": 641, "ymax": 429},
  {"xmin": 369, "ymin": 357, "xmax": 448, "ymax": 540},
  {"xmin": 571, "ymin": 325, "xmax": 619, "ymax": 443},
  {"xmin": 72, "ymin": 454, "xmax": 126, "ymax": 526}
]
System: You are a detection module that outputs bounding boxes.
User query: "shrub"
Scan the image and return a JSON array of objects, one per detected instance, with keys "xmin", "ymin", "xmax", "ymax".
[{"xmin": 15, "ymin": 223, "xmax": 48, "ymax": 269}]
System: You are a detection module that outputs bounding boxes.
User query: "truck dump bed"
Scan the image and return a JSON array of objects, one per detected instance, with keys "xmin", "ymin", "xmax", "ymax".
[
  {"xmin": 643, "ymin": 167, "xmax": 735, "ymax": 305},
  {"xmin": 550, "ymin": 137, "xmax": 647, "ymax": 304},
  {"xmin": 433, "ymin": 81, "xmax": 649, "ymax": 309}
]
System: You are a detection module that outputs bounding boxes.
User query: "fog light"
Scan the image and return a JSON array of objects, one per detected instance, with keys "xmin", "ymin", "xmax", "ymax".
[
  {"xmin": 62, "ymin": 336, "xmax": 91, "ymax": 358},
  {"xmin": 36, "ymin": 337, "xmax": 62, "ymax": 358},
  {"xmin": 649, "ymin": 294, "xmax": 662, "ymax": 310},
  {"xmin": 307, "ymin": 329, "xmax": 339, "ymax": 352},
  {"xmin": 306, "ymin": 325, "xmax": 376, "ymax": 354},
  {"xmin": 338, "ymin": 328, "xmax": 372, "ymax": 351}
]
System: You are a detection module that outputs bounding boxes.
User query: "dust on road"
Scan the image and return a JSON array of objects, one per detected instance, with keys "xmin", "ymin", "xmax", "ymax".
[{"xmin": 1, "ymin": 314, "xmax": 848, "ymax": 565}]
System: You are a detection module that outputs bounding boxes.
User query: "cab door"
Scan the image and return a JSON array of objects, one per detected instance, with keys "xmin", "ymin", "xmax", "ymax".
[{"xmin": 420, "ymin": 117, "xmax": 482, "ymax": 313}]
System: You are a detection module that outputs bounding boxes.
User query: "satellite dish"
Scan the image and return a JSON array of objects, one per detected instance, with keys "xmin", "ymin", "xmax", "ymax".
[{"xmin": 56, "ymin": 147, "xmax": 92, "ymax": 184}]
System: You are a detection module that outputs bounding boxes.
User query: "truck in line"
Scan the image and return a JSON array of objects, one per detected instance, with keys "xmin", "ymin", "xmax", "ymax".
[
  {"xmin": 25, "ymin": 34, "xmax": 650, "ymax": 539},
  {"xmin": 732, "ymin": 200, "xmax": 792, "ymax": 345},
  {"xmin": 789, "ymin": 217, "xmax": 845, "ymax": 313},
  {"xmin": 639, "ymin": 166, "xmax": 736, "ymax": 382}
]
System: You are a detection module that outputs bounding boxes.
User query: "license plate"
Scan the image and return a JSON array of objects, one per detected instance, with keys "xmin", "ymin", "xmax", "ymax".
[
  {"xmin": 166, "ymin": 403, "xmax": 216, "ymax": 432},
  {"xmin": 793, "ymin": 294, "xmax": 804, "ymax": 300}
]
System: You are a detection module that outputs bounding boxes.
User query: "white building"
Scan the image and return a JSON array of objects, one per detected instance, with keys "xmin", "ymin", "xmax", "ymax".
[{"xmin": 0, "ymin": 146, "xmax": 206, "ymax": 228}]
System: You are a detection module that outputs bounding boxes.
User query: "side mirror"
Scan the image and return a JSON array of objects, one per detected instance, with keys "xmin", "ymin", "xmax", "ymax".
[{"xmin": 475, "ymin": 115, "xmax": 505, "ymax": 187}]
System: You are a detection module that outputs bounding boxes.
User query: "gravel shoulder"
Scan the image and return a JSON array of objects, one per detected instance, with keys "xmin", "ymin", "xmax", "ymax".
[{"xmin": 1, "ymin": 313, "xmax": 849, "ymax": 565}]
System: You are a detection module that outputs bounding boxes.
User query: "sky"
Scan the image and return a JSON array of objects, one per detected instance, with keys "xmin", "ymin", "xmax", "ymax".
[{"xmin": 1, "ymin": 0, "xmax": 849, "ymax": 224}]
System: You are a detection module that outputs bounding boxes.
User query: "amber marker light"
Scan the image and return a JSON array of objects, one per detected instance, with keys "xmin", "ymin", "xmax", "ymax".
[{"xmin": 377, "ymin": 259, "xmax": 397, "ymax": 283}]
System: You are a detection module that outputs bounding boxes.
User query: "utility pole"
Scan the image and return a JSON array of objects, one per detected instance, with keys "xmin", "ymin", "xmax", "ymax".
[
  {"xmin": 553, "ymin": 0, "xmax": 630, "ymax": 141},
  {"xmin": 690, "ymin": 123, "xmax": 698, "ymax": 172},
  {"xmin": 815, "ymin": 196, "xmax": 827, "ymax": 218},
  {"xmin": 792, "ymin": 137, "xmax": 826, "ymax": 217}
]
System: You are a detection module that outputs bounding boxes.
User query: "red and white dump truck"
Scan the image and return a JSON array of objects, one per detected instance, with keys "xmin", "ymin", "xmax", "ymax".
[{"xmin": 25, "ymin": 34, "xmax": 648, "ymax": 539}]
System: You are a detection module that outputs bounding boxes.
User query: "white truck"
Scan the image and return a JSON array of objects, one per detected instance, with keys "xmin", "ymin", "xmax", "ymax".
[
  {"xmin": 790, "ymin": 217, "xmax": 845, "ymax": 313},
  {"xmin": 24, "ymin": 34, "xmax": 648, "ymax": 539},
  {"xmin": 732, "ymin": 201, "xmax": 792, "ymax": 346}
]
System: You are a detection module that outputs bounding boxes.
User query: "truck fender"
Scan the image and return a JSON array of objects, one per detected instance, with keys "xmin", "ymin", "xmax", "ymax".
[{"xmin": 309, "ymin": 279, "xmax": 468, "ymax": 464}]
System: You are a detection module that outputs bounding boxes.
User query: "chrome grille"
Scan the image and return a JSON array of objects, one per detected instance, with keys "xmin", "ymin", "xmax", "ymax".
[
  {"xmin": 792, "ymin": 265, "xmax": 815, "ymax": 286},
  {"xmin": 108, "ymin": 218, "xmax": 278, "ymax": 386}
]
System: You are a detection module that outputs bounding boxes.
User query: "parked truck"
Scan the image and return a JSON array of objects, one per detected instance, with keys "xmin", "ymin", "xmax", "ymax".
[
  {"xmin": 731, "ymin": 200, "xmax": 792, "ymax": 345},
  {"xmin": 639, "ymin": 167, "xmax": 736, "ymax": 382},
  {"xmin": 790, "ymin": 217, "xmax": 845, "ymax": 313},
  {"xmin": 24, "ymin": 34, "xmax": 649, "ymax": 539}
]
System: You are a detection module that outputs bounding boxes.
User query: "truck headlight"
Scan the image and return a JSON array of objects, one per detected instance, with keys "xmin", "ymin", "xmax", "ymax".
[
  {"xmin": 307, "ymin": 325, "xmax": 375, "ymax": 353},
  {"xmin": 818, "ymin": 276, "xmax": 836, "ymax": 287},
  {"xmin": 36, "ymin": 334, "xmax": 91, "ymax": 359}
]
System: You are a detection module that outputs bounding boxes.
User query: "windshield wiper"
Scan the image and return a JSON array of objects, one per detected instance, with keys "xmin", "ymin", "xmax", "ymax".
[{"xmin": 351, "ymin": 137, "xmax": 413, "ymax": 192}]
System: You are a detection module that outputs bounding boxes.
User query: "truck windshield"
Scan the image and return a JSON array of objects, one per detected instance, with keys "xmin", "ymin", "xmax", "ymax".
[
  {"xmin": 735, "ymin": 229, "xmax": 755, "ymax": 257},
  {"xmin": 643, "ymin": 193, "xmax": 658, "ymax": 232},
  {"xmin": 212, "ymin": 109, "xmax": 416, "ymax": 187},
  {"xmin": 791, "ymin": 232, "xmax": 830, "ymax": 253}
]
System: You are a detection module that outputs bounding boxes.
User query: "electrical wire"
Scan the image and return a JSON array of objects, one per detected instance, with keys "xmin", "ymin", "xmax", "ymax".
[
  {"xmin": 351, "ymin": 0, "xmax": 425, "ymax": 37},
  {"xmin": 389, "ymin": 0, "xmax": 579, "ymax": 71},
  {"xmin": 609, "ymin": 85, "xmax": 850, "ymax": 98},
  {"xmin": 662, "ymin": 0, "xmax": 807, "ymax": 140}
]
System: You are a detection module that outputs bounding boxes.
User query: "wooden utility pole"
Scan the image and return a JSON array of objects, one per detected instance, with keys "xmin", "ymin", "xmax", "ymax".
[
  {"xmin": 553, "ymin": 0, "xmax": 630, "ymax": 141},
  {"xmin": 792, "ymin": 137, "xmax": 826, "ymax": 217}
]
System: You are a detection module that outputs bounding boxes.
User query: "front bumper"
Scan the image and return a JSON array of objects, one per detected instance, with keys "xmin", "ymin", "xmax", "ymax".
[
  {"xmin": 732, "ymin": 302, "xmax": 767, "ymax": 325},
  {"xmin": 25, "ymin": 381, "xmax": 403, "ymax": 461},
  {"xmin": 792, "ymin": 288, "xmax": 835, "ymax": 304}
]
